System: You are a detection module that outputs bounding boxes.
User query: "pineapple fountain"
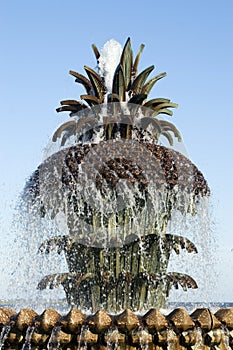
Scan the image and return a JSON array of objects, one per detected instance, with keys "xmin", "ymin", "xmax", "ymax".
[{"xmin": 0, "ymin": 38, "xmax": 232, "ymax": 349}]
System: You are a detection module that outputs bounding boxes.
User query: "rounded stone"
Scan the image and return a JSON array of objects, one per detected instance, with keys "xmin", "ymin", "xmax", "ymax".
[
  {"xmin": 88, "ymin": 310, "xmax": 112, "ymax": 333},
  {"xmin": 143, "ymin": 308, "xmax": 169, "ymax": 332},
  {"xmin": 215, "ymin": 308, "xmax": 233, "ymax": 329},
  {"xmin": 16, "ymin": 308, "xmax": 37, "ymax": 331},
  {"xmin": 167, "ymin": 308, "xmax": 195, "ymax": 331},
  {"xmin": 116, "ymin": 309, "xmax": 140, "ymax": 333},
  {"xmin": 39, "ymin": 309, "xmax": 61, "ymax": 333},
  {"xmin": 0, "ymin": 308, "xmax": 16, "ymax": 327},
  {"xmin": 60, "ymin": 308, "xmax": 85, "ymax": 333},
  {"xmin": 190, "ymin": 308, "xmax": 222, "ymax": 331}
]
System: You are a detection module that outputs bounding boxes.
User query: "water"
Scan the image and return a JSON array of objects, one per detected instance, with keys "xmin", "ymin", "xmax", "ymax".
[
  {"xmin": 0, "ymin": 324, "xmax": 11, "ymax": 350},
  {"xmin": 137, "ymin": 327, "xmax": 150, "ymax": 350},
  {"xmin": 1, "ymin": 119, "xmax": 215, "ymax": 314},
  {"xmin": 77, "ymin": 325, "xmax": 88, "ymax": 350},
  {"xmin": 167, "ymin": 329, "xmax": 177, "ymax": 350},
  {"xmin": 2, "ymin": 38, "xmax": 217, "ymax": 313},
  {"xmin": 47, "ymin": 326, "xmax": 61, "ymax": 350},
  {"xmin": 22, "ymin": 326, "xmax": 35, "ymax": 350},
  {"xmin": 6, "ymin": 166, "xmax": 215, "ymax": 312},
  {"xmin": 98, "ymin": 39, "xmax": 122, "ymax": 93},
  {"xmin": 192, "ymin": 327, "xmax": 204, "ymax": 350},
  {"xmin": 222, "ymin": 327, "xmax": 230, "ymax": 349},
  {"xmin": 106, "ymin": 328, "xmax": 119, "ymax": 350}
]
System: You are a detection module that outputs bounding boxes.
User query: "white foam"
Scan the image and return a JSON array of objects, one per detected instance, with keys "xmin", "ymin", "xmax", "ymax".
[{"xmin": 98, "ymin": 39, "xmax": 122, "ymax": 92}]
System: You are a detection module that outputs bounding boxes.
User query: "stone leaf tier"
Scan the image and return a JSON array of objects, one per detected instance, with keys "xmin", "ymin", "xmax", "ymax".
[
  {"xmin": 28, "ymin": 142, "xmax": 210, "ymax": 201},
  {"xmin": 26, "ymin": 141, "xmax": 210, "ymax": 238},
  {"xmin": 0, "ymin": 307, "xmax": 232, "ymax": 349}
]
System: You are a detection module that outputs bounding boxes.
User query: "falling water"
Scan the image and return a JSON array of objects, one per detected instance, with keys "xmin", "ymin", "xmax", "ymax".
[
  {"xmin": 222, "ymin": 327, "xmax": 231, "ymax": 350},
  {"xmin": 0, "ymin": 324, "xmax": 11, "ymax": 350},
  {"xmin": 191, "ymin": 327, "xmax": 203, "ymax": 350},
  {"xmin": 168, "ymin": 196, "xmax": 216, "ymax": 305},
  {"xmin": 22, "ymin": 326, "xmax": 35, "ymax": 350},
  {"xmin": 167, "ymin": 328, "xmax": 178, "ymax": 350},
  {"xmin": 47, "ymin": 326, "xmax": 61, "ymax": 350},
  {"xmin": 77, "ymin": 325, "xmax": 88, "ymax": 350},
  {"xmin": 137, "ymin": 327, "xmax": 150, "ymax": 350},
  {"xmin": 0, "ymin": 37, "xmax": 228, "ymax": 350},
  {"xmin": 106, "ymin": 328, "xmax": 119, "ymax": 350},
  {"xmin": 8, "ymin": 103, "xmax": 213, "ymax": 312}
]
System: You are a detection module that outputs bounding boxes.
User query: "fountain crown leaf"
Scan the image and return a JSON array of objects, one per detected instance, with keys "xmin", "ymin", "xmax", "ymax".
[{"xmin": 53, "ymin": 38, "xmax": 180, "ymax": 146}]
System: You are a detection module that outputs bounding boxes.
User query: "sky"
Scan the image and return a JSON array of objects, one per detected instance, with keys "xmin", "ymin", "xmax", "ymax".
[{"xmin": 0, "ymin": 0, "xmax": 233, "ymax": 305}]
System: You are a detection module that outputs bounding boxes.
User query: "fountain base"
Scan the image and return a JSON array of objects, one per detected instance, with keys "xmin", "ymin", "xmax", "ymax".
[{"xmin": 0, "ymin": 307, "xmax": 232, "ymax": 349}]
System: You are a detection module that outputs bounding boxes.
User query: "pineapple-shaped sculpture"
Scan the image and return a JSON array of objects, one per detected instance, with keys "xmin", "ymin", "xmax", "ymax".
[{"xmin": 27, "ymin": 38, "xmax": 209, "ymax": 312}]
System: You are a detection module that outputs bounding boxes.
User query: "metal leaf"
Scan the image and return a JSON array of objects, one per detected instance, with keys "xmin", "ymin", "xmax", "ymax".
[
  {"xmin": 128, "ymin": 93, "xmax": 147, "ymax": 105},
  {"xmin": 143, "ymin": 98, "xmax": 171, "ymax": 108},
  {"xmin": 56, "ymin": 105, "xmax": 80, "ymax": 113},
  {"xmin": 156, "ymin": 108, "xmax": 174, "ymax": 116},
  {"xmin": 120, "ymin": 37, "xmax": 133, "ymax": 90},
  {"xmin": 37, "ymin": 273, "xmax": 68, "ymax": 290},
  {"xmin": 107, "ymin": 93, "xmax": 120, "ymax": 102},
  {"xmin": 140, "ymin": 116, "xmax": 162, "ymax": 134},
  {"xmin": 160, "ymin": 131, "xmax": 174, "ymax": 146},
  {"xmin": 60, "ymin": 99, "xmax": 84, "ymax": 106},
  {"xmin": 132, "ymin": 43, "xmax": 145, "ymax": 78},
  {"xmin": 52, "ymin": 273, "xmax": 70, "ymax": 288},
  {"xmin": 159, "ymin": 120, "xmax": 182, "ymax": 141},
  {"xmin": 141, "ymin": 72, "xmax": 167, "ymax": 95},
  {"xmin": 112, "ymin": 64, "xmax": 126, "ymax": 101},
  {"xmin": 167, "ymin": 272, "xmax": 198, "ymax": 291},
  {"xmin": 166, "ymin": 234, "xmax": 198, "ymax": 254},
  {"xmin": 38, "ymin": 236, "xmax": 75, "ymax": 254},
  {"xmin": 52, "ymin": 120, "xmax": 77, "ymax": 142},
  {"xmin": 131, "ymin": 65, "xmax": 155, "ymax": 94},
  {"xmin": 92, "ymin": 43, "xmax": 100, "ymax": 60},
  {"xmin": 153, "ymin": 102, "xmax": 178, "ymax": 112},
  {"xmin": 84, "ymin": 65, "xmax": 106, "ymax": 101},
  {"xmin": 69, "ymin": 70, "xmax": 92, "ymax": 94},
  {"xmin": 145, "ymin": 101, "xmax": 178, "ymax": 116},
  {"xmin": 80, "ymin": 94, "xmax": 101, "ymax": 107},
  {"xmin": 57, "ymin": 100, "xmax": 88, "ymax": 116}
]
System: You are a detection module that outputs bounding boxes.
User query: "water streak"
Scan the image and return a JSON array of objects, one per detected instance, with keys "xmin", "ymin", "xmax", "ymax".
[
  {"xmin": 0, "ymin": 324, "xmax": 11, "ymax": 350},
  {"xmin": 192, "ymin": 327, "xmax": 204, "ymax": 350},
  {"xmin": 77, "ymin": 325, "xmax": 88, "ymax": 350},
  {"xmin": 138, "ymin": 327, "xmax": 149, "ymax": 350},
  {"xmin": 167, "ymin": 328, "xmax": 177, "ymax": 350},
  {"xmin": 221, "ymin": 326, "xmax": 231, "ymax": 350},
  {"xmin": 106, "ymin": 328, "xmax": 119, "ymax": 349},
  {"xmin": 22, "ymin": 326, "xmax": 35, "ymax": 350},
  {"xmin": 47, "ymin": 326, "xmax": 61, "ymax": 350}
]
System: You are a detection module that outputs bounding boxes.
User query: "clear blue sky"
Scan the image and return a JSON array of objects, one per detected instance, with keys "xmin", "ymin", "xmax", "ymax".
[{"xmin": 0, "ymin": 0, "xmax": 233, "ymax": 304}]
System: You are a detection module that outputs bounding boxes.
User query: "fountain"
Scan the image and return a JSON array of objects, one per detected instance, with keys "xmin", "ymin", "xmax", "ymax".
[{"xmin": 0, "ymin": 38, "xmax": 232, "ymax": 349}]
